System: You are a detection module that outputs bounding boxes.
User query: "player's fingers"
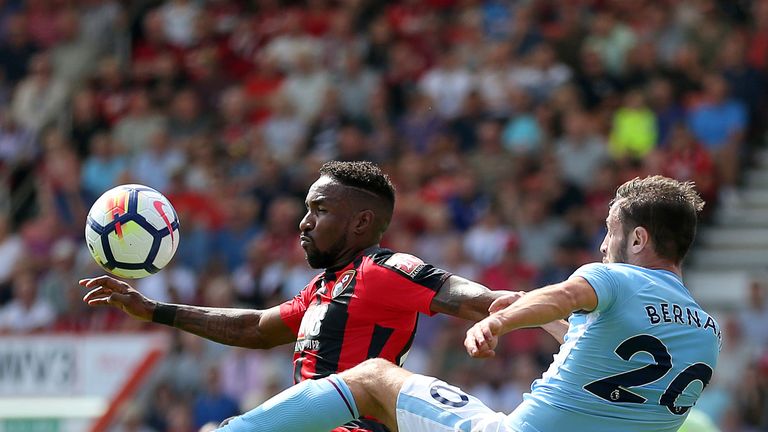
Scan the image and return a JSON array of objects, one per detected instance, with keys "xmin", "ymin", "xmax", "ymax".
[
  {"xmin": 464, "ymin": 328, "xmax": 480, "ymax": 355},
  {"xmin": 85, "ymin": 297, "xmax": 111, "ymax": 306},
  {"xmin": 488, "ymin": 291, "xmax": 525, "ymax": 313},
  {"xmin": 80, "ymin": 275, "xmax": 126, "ymax": 291},
  {"xmin": 465, "ymin": 331, "xmax": 495, "ymax": 358},
  {"xmin": 465, "ymin": 325, "xmax": 489, "ymax": 356},
  {"xmin": 82, "ymin": 277, "xmax": 132, "ymax": 297},
  {"xmin": 83, "ymin": 286, "xmax": 110, "ymax": 302},
  {"xmin": 488, "ymin": 297, "xmax": 510, "ymax": 314}
]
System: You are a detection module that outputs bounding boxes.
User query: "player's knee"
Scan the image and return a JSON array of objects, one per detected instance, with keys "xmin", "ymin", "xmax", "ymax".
[
  {"xmin": 340, "ymin": 359, "xmax": 396, "ymax": 413},
  {"xmin": 358, "ymin": 358, "xmax": 396, "ymax": 375},
  {"xmin": 340, "ymin": 357, "xmax": 407, "ymax": 428},
  {"xmin": 342, "ymin": 358, "xmax": 395, "ymax": 394}
]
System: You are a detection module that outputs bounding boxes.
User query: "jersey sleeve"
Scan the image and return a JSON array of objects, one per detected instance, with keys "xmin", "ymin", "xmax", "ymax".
[
  {"xmin": 363, "ymin": 252, "xmax": 451, "ymax": 316},
  {"xmin": 570, "ymin": 263, "xmax": 622, "ymax": 313},
  {"xmin": 279, "ymin": 283, "xmax": 315, "ymax": 335}
]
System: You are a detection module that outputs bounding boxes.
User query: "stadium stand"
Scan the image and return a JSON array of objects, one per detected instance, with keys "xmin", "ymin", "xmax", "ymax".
[{"xmin": 0, "ymin": 0, "xmax": 767, "ymax": 431}]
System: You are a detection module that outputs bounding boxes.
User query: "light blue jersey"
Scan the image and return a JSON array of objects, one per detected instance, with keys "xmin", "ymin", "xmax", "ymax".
[{"xmin": 506, "ymin": 263, "xmax": 721, "ymax": 432}]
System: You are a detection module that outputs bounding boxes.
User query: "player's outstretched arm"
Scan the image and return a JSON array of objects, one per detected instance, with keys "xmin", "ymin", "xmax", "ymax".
[
  {"xmin": 429, "ymin": 275, "xmax": 516, "ymax": 321},
  {"xmin": 488, "ymin": 292, "xmax": 569, "ymax": 344},
  {"xmin": 465, "ymin": 277, "xmax": 597, "ymax": 358},
  {"xmin": 80, "ymin": 276, "xmax": 295, "ymax": 349}
]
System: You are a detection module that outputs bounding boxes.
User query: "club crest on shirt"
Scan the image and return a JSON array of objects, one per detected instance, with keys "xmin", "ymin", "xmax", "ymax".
[
  {"xmin": 384, "ymin": 253, "xmax": 424, "ymax": 278},
  {"xmin": 332, "ymin": 270, "xmax": 356, "ymax": 297}
]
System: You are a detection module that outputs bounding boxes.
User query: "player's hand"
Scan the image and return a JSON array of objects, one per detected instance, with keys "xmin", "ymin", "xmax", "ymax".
[
  {"xmin": 80, "ymin": 276, "xmax": 154, "ymax": 321},
  {"xmin": 464, "ymin": 315, "xmax": 503, "ymax": 359},
  {"xmin": 488, "ymin": 291, "xmax": 526, "ymax": 314}
]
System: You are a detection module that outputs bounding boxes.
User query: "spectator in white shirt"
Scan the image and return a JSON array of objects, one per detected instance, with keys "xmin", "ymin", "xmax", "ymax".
[
  {"xmin": 420, "ymin": 49, "xmax": 475, "ymax": 119},
  {"xmin": 0, "ymin": 269, "xmax": 55, "ymax": 334}
]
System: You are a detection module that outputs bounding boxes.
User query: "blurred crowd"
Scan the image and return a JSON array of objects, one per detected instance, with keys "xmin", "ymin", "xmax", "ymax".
[{"xmin": 0, "ymin": 0, "xmax": 768, "ymax": 431}]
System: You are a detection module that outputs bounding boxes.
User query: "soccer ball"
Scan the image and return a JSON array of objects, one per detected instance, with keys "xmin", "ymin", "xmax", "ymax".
[{"xmin": 85, "ymin": 184, "xmax": 180, "ymax": 279}]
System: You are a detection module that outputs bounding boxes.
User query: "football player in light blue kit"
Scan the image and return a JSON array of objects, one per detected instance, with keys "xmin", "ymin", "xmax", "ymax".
[{"xmin": 214, "ymin": 175, "xmax": 720, "ymax": 432}]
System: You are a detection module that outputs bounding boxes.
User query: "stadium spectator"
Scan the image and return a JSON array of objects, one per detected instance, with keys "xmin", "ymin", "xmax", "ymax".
[
  {"xmin": 192, "ymin": 365, "xmax": 240, "ymax": 429},
  {"xmin": 740, "ymin": 281, "xmax": 768, "ymax": 354},
  {"xmin": 419, "ymin": 49, "xmax": 474, "ymax": 119},
  {"xmin": 554, "ymin": 110, "xmax": 609, "ymax": 189},
  {"xmin": 10, "ymin": 52, "xmax": 67, "ymax": 135},
  {"xmin": 686, "ymin": 73, "xmax": 747, "ymax": 204},
  {"xmin": 648, "ymin": 76, "xmax": 686, "ymax": 147},
  {"xmin": 50, "ymin": 9, "xmax": 100, "ymax": 86},
  {"xmin": 112, "ymin": 88, "xmax": 166, "ymax": 157},
  {"xmin": 0, "ymin": 107, "xmax": 35, "ymax": 167},
  {"xmin": 128, "ymin": 128, "xmax": 185, "ymax": 193},
  {"xmin": 608, "ymin": 88, "xmax": 658, "ymax": 159},
  {"xmin": 159, "ymin": 0, "xmax": 201, "ymax": 49},
  {"xmin": 0, "ymin": 13, "xmax": 40, "ymax": 85},
  {"xmin": 0, "ymin": 268, "xmax": 55, "ymax": 333},
  {"xmin": 80, "ymin": 132, "xmax": 128, "ymax": 197}
]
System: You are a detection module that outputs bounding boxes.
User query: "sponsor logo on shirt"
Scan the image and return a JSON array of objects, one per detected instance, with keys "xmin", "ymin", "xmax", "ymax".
[{"xmin": 384, "ymin": 253, "xmax": 424, "ymax": 277}]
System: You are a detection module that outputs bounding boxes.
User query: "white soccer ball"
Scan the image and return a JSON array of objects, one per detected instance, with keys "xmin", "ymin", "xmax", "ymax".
[{"xmin": 85, "ymin": 184, "xmax": 180, "ymax": 279}]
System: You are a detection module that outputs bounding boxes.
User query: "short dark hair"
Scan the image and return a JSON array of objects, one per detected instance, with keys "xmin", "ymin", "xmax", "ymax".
[
  {"xmin": 613, "ymin": 175, "xmax": 704, "ymax": 263},
  {"xmin": 319, "ymin": 161, "xmax": 396, "ymax": 210}
]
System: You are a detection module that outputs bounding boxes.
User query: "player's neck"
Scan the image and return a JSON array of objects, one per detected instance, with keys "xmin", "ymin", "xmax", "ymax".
[
  {"xmin": 325, "ymin": 243, "xmax": 379, "ymax": 272},
  {"xmin": 636, "ymin": 256, "xmax": 682, "ymax": 278}
]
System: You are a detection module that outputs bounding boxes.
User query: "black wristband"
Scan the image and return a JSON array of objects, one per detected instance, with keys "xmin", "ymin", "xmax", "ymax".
[{"xmin": 152, "ymin": 303, "xmax": 178, "ymax": 326}]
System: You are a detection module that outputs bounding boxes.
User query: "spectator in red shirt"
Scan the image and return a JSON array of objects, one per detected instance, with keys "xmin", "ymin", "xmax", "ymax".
[{"xmin": 479, "ymin": 235, "xmax": 537, "ymax": 293}]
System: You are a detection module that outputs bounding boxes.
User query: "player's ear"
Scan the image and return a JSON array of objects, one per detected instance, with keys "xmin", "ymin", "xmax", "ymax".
[
  {"xmin": 631, "ymin": 227, "xmax": 649, "ymax": 253},
  {"xmin": 352, "ymin": 209, "xmax": 374, "ymax": 235}
]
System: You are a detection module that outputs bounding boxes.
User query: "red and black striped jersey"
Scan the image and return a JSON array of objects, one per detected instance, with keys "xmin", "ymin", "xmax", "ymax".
[{"xmin": 278, "ymin": 246, "xmax": 451, "ymax": 431}]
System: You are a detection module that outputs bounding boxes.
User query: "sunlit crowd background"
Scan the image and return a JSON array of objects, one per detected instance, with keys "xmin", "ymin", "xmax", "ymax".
[{"xmin": 0, "ymin": 0, "xmax": 767, "ymax": 431}]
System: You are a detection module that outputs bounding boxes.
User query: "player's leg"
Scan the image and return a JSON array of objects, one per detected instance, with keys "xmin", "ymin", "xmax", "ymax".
[
  {"xmin": 216, "ymin": 373, "xmax": 360, "ymax": 432},
  {"xmin": 215, "ymin": 357, "xmax": 503, "ymax": 432},
  {"xmin": 393, "ymin": 373, "xmax": 507, "ymax": 431},
  {"xmin": 337, "ymin": 358, "xmax": 414, "ymax": 431},
  {"xmin": 343, "ymin": 358, "xmax": 507, "ymax": 432}
]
